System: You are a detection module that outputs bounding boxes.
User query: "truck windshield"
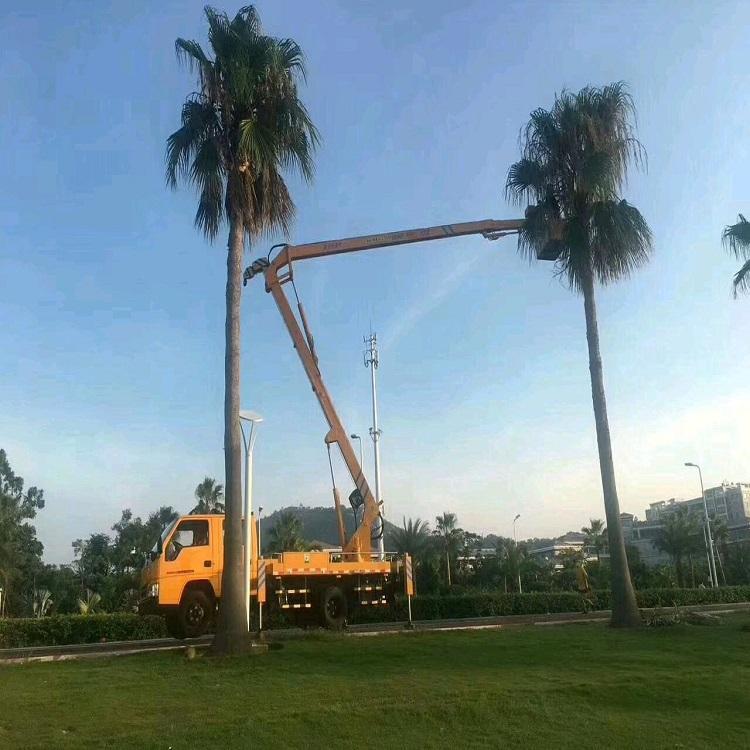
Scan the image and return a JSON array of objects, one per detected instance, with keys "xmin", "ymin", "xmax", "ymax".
[{"xmin": 152, "ymin": 519, "xmax": 178, "ymax": 556}]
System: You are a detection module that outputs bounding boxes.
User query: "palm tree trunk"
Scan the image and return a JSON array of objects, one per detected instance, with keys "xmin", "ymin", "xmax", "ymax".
[
  {"xmin": 688, "ymin": 553, "xmax": 695, "ymax": 588},
  {"xmin": 581, "ymin": 261, "xmax": 641, "ymax": 627},
  {"xmin": 446, "ymin": 551, "xmax": 451, "ymax": 587},
  {"xmin": 674, "ymin": 556, "xmax": 684, "ymax": 587},
  {"xmin": 212, "ymin": 217, "xmax": 248, "ymax": 655}
]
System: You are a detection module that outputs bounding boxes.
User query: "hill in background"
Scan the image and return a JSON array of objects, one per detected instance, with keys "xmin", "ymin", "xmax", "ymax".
[{"xmin": 261, "ymin": 505, "xmax": 399, "ymax": 549}]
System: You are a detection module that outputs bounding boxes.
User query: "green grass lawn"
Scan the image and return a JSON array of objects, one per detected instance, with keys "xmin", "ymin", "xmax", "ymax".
[{"xmin": 2, "ymin": 617, "xmax": 750, "ymax": 749}]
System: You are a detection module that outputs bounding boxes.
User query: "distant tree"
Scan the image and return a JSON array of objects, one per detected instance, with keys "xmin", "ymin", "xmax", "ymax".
[
  {"xmin": 497, "ymin": 539, "xmax": 526, "ymax": 593},
  {"xmin": 191, "ymin": 477, "xmax": 225, "ymax": 514},
  {"xmin": 266, "ymin": 511, "xmax": 306, "ymax": 554},
  {"xmin": 36, "ymin": 564, "xmax": 80, "ymax": 615},
  {"xmin": 434, "ymin": 512, "xmax": 463, "ymax": 587},
  {"xmin": 0, "ymin": 449, "xmax": 46, "ymax": 616},
  {"xmin": 507, "ymin": 83, "xmax": 651, "ymax": 627},
  {"xmin": 722, "ymin": 214, "xmax": 750, "ymax": 296},
  {"xmin": 554, "ymin": 547, "xmax": 585, "ymax": 590},
  {"xmin": 655, "ymin": 509, "xmax": 701, "ymax": 587},
  {"xmin": 166, "ymin": 4, "xmax": 319, "ymax": 655},
  {"xmin": 725, "ymin": 540, "xmax": 750, "ymax": 585},
  {"xmin": 582, "ymin": 519, "xmax": 607, "ymax": 562},
  {"xmin": 711, "ymin": 517, "xmax": 729, "ymax": 585},
  {"xmin": 70, "ymin": 506, "xmax": 180, "ymax": 613}
]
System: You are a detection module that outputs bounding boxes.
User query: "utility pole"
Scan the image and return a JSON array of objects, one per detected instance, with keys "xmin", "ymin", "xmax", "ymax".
[{"xmin": 364, "ymin": 332, "xmax": 385, "ymax": 558}]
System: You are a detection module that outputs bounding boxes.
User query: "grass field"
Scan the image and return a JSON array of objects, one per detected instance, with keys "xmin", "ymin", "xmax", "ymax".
[{"xmin": 2, "ymin": 616, "xmax": 750, "ymax": 749}]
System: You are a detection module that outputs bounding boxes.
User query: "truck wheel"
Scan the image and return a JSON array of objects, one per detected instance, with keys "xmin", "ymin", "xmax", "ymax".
[
  {"xmin": 179, "ymin": 589, "xmax": 213, "ymax": 638},
  {"xmin": 165, "ymin": 612, "xmax": 185, "ymax": 640},
  {"xmin": 320, "ymin": 586, "xmax": 347, "ymax": 630}
]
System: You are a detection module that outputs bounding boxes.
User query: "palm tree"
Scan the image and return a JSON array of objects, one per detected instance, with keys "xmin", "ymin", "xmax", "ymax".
[
  {"xmin": 392, "ymin": 517, "xmax": 431, "ymax": 594},
  {"xmin": 266, "ymin": 511, "xmax": 306, "ymax": 554},
  {"xmin": 32, "ymin": 588, "xmax": 53, "ymax": 618},
  {"xmin": 434, "ymin": 512, "xmax": 462, "ymax": 587},
  {"xmin": 655, "ymin": 509, "xmax": 701, "ymax": 588},
  {"xmin": 191, "ymin": 477, "xmax": 225, "ymax": 514},
  {"xmin": 722, "ymin": 215, "xmax": 750, "ymax": 296},
  {"xmin": 391, "ymin": 517, "xmax": 431, "ymax": 558},
  {"xmin": 77, "ymin": 589, "xmax": 102, "ymax": 615},
  {"xmin": 582, "ymin": 518, "xmax": 607, "ymax": 562},
  {"xmin": 506, "ymin": 83, "xmax": 652, "ymax": 627},
  {"xmin": 166, "ymin": 6, "xmax": 318, "ymax": 654}
]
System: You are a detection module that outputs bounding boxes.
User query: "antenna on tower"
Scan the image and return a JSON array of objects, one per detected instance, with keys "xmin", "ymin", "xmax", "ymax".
[{"xmin": 364, "ymin": 331, "xmax": 385, "ymax": 558}]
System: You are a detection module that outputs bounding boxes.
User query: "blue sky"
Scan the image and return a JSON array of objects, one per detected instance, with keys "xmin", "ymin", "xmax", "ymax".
[{"xmin": 2, "ymin": 0, "xmax": 748, "ymax": 563}]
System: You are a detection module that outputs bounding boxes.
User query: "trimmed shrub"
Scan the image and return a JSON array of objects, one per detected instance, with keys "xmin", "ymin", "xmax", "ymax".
[
  {"xmin": 635, "ymin": 586, "xmax": 750, "ymax": 608},
  {"xmin": 350, "ymin": 586, "xmax": 750, "ymax": 625},
  {"xmin": 0, "ymin": 613, "xmax": 167, "ymax": 649}
]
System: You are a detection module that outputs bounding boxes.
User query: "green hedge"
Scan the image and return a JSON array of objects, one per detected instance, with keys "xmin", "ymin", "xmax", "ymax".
[
  {"xmin": 0, "ymin": 614, "xmax": 167, "ymax": 649},
  {"xmin": 3, "ymin": 587, "xmax": 748, "ymax": 647},
  {"xmin": 350, "ymin": 586, "xmax": 750, "ymax": 624},
  {"xmin": 635, "ymin": 586, "xmax": 750, "ymax": 608}
]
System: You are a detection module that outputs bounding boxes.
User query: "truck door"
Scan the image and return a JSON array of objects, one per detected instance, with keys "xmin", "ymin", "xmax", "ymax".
[{"xmin": 162, "ymin": 518, "xmax": 212, "ymax": 603}]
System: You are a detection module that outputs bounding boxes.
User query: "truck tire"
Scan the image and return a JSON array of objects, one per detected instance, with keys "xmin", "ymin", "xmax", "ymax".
[
  {"xmin": 320, "ymin": 586, "xmax": 347, "ymax": 630},
  {"xmin": 165, "ymin": 612, "xmax": 184, "ymax": 640},
  {"xmin": 178, "ymin": 589, "xmax": 214, "ymax": 639}
]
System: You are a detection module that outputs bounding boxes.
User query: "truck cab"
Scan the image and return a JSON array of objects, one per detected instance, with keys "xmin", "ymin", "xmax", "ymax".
[{"xmin": 141, "ymin": 514, "xmax": 224, "ymax": 638}]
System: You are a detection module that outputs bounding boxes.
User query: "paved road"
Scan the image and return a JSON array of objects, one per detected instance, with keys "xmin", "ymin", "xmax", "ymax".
[{"xmin": 2, "ymin": 601, "xmax": 748, "ymax": 664}]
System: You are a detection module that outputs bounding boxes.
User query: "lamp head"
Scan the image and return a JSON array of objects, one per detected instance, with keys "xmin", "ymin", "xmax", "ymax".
[{"xmin": 239, "ymin": 410, "xmax": 264, "ymax": 424}]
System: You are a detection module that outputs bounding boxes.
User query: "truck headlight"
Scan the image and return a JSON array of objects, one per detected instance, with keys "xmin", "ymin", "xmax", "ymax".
[{"xmin": 148, "ymin": 583, "xmax": 159, "ymax": 599}]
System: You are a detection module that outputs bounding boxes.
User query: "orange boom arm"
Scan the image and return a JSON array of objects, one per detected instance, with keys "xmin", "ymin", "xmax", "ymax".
[{"xmin": 244, "ymin": 218, "xmax": 524, "ymax": 556}]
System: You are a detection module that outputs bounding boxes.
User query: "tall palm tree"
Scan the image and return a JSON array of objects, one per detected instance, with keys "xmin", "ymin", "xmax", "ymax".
[
  {"xmin": 722, "ymin": 214, "xmax": 750, "ymax": 296},
  {"xmin": 434, "ymin": 512, "xmax": 462, "ymax": 587},
  {"xmin": 191, "ymin": 477, "xmax": 225, "ymax": 514},
  {"xmin": 166, "ymin": 6, "xmax": 318, "ymax": 654},
  {"xmin": 581, "ymin": 518, "xmax": 607, "ymax": 562},
  {"xmin": 506, "ymin": 83, "xmax": 652, "ymax": 627},
  {"xmin": 655, "ymin": 509, "xmax": 701, "ymax": 588}
]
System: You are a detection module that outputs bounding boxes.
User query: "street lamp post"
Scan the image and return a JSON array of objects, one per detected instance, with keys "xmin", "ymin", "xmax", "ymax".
[
  {"xmin": 513, "ymin": 514, "xmax": 522, "ymax": 594},
  {"xmin": 684, "ymin": 462, "xmax": 719, "ymax": 588},
  {"xmin": 240, "ymin": 410, "xmax": 263, "ymax": 630},
  {"xmin": 350, "ymin": 434, "xmax": 364, "ymax": 471}
]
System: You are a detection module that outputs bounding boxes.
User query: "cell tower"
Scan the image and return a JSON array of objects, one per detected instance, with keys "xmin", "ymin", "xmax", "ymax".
[{"xmin": 364, "ymin": 331, "xmax": 385, "ymax": 557}]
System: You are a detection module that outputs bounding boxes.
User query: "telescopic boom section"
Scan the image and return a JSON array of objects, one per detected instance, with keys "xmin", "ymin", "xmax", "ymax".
[{"xmin": 245, "ymin": 218, "xmax": 524, "ymax": 557}]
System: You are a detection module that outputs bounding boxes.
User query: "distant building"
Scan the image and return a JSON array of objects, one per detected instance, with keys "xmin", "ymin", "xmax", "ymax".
[
  {"xmin": 623, "ymin": 482, "xmax": 750, "ymax": 568},
  {"xmin": 645, "ymin": 483, "xmax": 750, "ymax": 526},
  {"xmin": 528, "ymin": 532, "xmax": 602, "ymax": 568}
]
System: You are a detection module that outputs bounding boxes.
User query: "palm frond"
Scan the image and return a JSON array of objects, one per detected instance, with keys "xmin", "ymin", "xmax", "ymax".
[
  {"xmin": 589, "ymin": 200, "xmax": 653, "ymax": 285},
  {"xmin": 192, "ymin": 137, "xmax": 224, "ymax": 239},
  {"xmin": 722, "ymin": 214, "xmax": 750, "ymax": 259},
  {"xmin": 732, "ymin": 258, "xmax": 750, "ymax": 297}
]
